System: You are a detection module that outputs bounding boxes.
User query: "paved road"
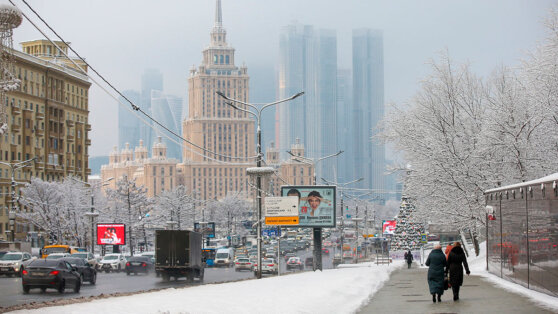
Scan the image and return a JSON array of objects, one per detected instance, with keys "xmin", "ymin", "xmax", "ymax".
[
  {"xmin": 359, "ymin": 263, "xmax": 554, "ymax": 314},
  {"xmin": 0, "ymin": 249, "xmax": 334, "ymax": 309}
]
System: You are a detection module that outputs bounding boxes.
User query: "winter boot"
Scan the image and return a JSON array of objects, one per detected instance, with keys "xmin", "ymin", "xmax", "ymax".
[{"xmin": 432, "ymin": 294, "xmax": 436, "ymax": 303}]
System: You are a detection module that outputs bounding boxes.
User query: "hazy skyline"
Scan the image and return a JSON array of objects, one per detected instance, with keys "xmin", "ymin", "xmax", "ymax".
[{"xmin": 9, "ymin": 0, "xmax": 556, "ymax": 156}]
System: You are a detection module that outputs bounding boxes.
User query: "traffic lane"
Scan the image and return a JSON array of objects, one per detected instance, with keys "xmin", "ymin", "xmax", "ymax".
[{"xmin": 0, "ymin": 267, "xmax": 253, "ymax": 308}]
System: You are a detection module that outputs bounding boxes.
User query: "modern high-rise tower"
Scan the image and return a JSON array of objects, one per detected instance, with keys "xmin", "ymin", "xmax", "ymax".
[
  {"xmin": 151, "ymin": 90, "xmax": 182, "ymax": 160},
  {"xmin": 180, "ymin": 0, "xmax": 254, "ymax": 201},
  {"xmin": 118, "ymin": 89, "xmax": 141, "ymax": 149},
  {"xmin": 140, "ymin": 68, "xmax": 163, "ymax": 152},
  {"xmin": 277, "ymin": 24, "xmax": 338, "ymax": 181},
  {"xmin": 352, "ymin": 29, "xmax": 385, "ymax": 197}
]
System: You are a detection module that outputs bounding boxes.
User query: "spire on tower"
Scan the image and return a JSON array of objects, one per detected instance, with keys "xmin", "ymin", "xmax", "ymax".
[{"xmin": 214, "ymin": 0, "xmax": 222, "ymax": 27}]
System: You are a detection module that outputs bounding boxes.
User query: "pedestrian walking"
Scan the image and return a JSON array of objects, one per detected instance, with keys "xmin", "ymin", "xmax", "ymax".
[
  {"xmin": 425, "ymin": 243, "xmax": 447, "ymax": 303},
  {"xmin": 404, "ymin": 250, "xmax": 413, "ymax": 269},
  {"xmin": 444, "ymin": 243, "xmax": 454, "ymax": 260},
  {"xmin": 446, "ymin": 242, "xmax": 470, "ymax": 301}
]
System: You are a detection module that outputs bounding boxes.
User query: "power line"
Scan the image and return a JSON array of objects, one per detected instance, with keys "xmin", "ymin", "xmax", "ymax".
[{"xmin": 13, "ymin": 0, "xmax": 258, "ymax": 162}]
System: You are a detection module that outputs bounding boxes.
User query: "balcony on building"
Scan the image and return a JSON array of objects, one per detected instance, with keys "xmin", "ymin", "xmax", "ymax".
[
  {"xmin": 85, "ymin": 124, "xmax": 91, "ymax": 131},
  {"xmin": 66, "ymin": 119, "xmax": 74, "ymax": 127},
  {"xmin": 11, "ymin": 105, "xmax": 21, "ymax": 115},
  {"xmin": 36, "ymin": 111, "xmax": 44, "ymax": 120},
  {"xmin": 85, "ymin": 138, "xmax": 91, "ymax": 146}
]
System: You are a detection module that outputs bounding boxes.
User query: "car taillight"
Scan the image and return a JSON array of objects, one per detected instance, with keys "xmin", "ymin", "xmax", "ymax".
[
  {"xmin": 141, "ymin": 263, "xmax": 146, "ymax": 267},
  {"xmin": 267, "ymin": 264, "xmax": 274, "ymax": 267},
  {"xmin": 22, "ymin": 270, "xmax": 28, "ymax": 275},
  {"xmin": 126, "ymin": 262, "xmax": 130, "ymax": 266},
  {"xmin": 236, "ymin": 263, "xmax": 240, "ymax": 265},
  {"xmin": 49, "ymin": 270, "xmax": 59, "ymax": 276}
]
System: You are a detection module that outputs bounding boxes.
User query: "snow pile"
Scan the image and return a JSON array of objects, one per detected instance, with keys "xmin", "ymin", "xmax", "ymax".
[
  {"xmin": 11, "ymin": 261, "xmax": 404, "ymax": 314},
  {"xmin": 466, "ymin": 242, "xmax": 558, "ymax": 312}
]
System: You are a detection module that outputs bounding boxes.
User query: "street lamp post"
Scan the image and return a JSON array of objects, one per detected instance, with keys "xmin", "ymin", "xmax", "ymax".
[
  {"xmin": 216, "ymin": 90, "xmax": 304, "ymax": 279},
  {"xmin": 0, "ymin": 158, "xmax": 37, "ymax": 242}
]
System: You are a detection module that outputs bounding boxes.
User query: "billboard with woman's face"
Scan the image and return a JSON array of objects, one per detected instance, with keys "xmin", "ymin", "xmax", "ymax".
[
  {"xmin": 281, "ymin": 186, "xmax": 336, "ymax": 228},
  {"xmin": 97, "ymin": 223, "xmax": 126, "ymax": 245}
]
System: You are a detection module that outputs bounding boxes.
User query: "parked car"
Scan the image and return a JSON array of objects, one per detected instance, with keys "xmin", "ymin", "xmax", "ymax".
[
  {"xmin": 22, "ymin": 259, "xmax": 81, "ymax": 294},
  {"xmin": 70, "ymin": 252, "xmax": 98, "ymax": 269},
  {"xmin": 322, "ymin": 247, "xmax": 330, "ymax": 255},
  {"xmin": 125, "ymin": 256, "xmax": 154, "ymax": 275},
  {"xmin": 286, "ymin": 257, "xmax": 303, "ymax": 270},
  {"xmin": 234, "ymin": 257, "xmax": 252, "ymax": 272},
  {"xmin": 62, "ymin": 257, "xmax": 97, "ymax": 284},
  {"xmin": 99, "ymin": 254, "xmax": 126, "ymax": 273},
  {"xmin": 45, "ymin": 253, "xmax": 71, "ymax": 260},
  {"xmin": 0, "ymin": 252, "xmax": 33, "ymax": 277}
]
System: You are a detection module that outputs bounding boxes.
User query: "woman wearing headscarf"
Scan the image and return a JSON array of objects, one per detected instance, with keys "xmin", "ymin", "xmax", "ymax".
[
  {"xmin": 425, "ymin": 244, "xmax": 446, "ymax": 303},
  {"xmin": 446, "ymin": 242, "xmax": 470, "ymax": 301}
]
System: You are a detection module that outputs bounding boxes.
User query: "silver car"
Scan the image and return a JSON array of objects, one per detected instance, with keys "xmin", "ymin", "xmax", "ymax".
[{"xmin": 0, "ymin": 252, "xmax": 33, "ymax": 276}]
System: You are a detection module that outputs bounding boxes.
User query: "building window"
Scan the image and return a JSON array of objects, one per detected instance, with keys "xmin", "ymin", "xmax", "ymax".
[{"xmin": 225, "ymin": 55, "xmax": 230, "ymax": 64}]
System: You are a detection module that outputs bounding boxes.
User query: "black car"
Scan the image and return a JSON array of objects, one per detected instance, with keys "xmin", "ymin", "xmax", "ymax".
[
  {"xmin": 125, "ymin": 256, "xmax": 154, "ymax": 275},
  {"xmin": 61, "ymin": 257, "xmax": 97, "ymax": 284},
  {"xmin": 22, "ymin": 259, "xmax": 81, "ymax": 294}
]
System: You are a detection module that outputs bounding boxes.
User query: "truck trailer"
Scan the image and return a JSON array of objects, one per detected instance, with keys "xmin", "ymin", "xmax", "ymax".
[{"xmin": 155, "ymin": 230, "xmax": 204, "ymax": 282}]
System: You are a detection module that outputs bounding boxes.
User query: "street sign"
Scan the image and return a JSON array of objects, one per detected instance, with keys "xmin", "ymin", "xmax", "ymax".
[
  {"xmin": 262, "ymin": 228, "xmax": 282, "ymax": 237},
  {"xmin": 264, "ymin": 196, "xmax": 299, "ymax": 217},
  {"xmin": 421, "ymin": 233, "xmax": 428, "ymax": 244},
  {"xmin": 265, "ymin": 216, "xmax": 299, "ymax": 226}
]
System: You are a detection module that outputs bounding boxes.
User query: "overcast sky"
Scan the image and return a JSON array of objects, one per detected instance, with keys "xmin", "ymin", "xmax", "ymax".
[{"xmin": 10, "ymin": 0, "xmax": 557, "ymax": 156}]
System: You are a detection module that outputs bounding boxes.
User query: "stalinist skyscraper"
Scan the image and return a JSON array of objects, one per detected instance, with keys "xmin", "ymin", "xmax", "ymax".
[{"xmin": 180, "ymin": 0, "xmax": 255, "ymax": 201}]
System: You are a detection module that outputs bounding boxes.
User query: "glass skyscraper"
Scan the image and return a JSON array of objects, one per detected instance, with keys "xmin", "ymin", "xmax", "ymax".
[
  {"xmin": 352, "ymin": 28, "xmax": 385, "ymax": 197},
  {"xmin": 277, "ymin": 24, "xmax": 338, "ymax": 181},
  {"xmin": 118, "ymin": 89, "xmax": 141, "ymax": 149}
]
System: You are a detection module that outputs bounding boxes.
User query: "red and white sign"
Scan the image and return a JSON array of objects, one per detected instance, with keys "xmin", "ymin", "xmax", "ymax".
[
  {"xmin": 382, "ymin": 220, "xmax": 397, "ymax": 235},
  {"xmin": 97, "ymin": 223, "xmax": 126, "ymax": 245}
]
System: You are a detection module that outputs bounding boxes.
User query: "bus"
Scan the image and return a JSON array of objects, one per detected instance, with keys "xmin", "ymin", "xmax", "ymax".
[
  {"xmin": 202, "ymin": 248, "xmax": 216, "ymax": 267},
  {"xmin": 40, "ymin": 245, "xmax": 83, "ymax": 258}
]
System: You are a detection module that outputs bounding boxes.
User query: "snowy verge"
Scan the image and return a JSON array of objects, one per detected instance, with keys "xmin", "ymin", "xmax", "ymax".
[
  {"xmin": 10, "ymin": 261, "xmax": 404, "ymax": 314},
  {"xmin": 467, "ymin": 242, "xmax": 558, "ymax": 312}
]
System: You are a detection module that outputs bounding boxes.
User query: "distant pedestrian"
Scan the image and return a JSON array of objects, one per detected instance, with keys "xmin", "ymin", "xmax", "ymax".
[
  {"xmin": 446, "ymin": 242, "xmax": 470, "ymax": 301},
  {"xmin": 404, "ymin": 250, "xmax": 413, "ymax": 268},
  {"xmin": 425, "ymin": 244, "xmax": 447, "ymax": 303},
  {"xmin": 444, "ymin": 243, "xmax": 454, "ymax": 260}
]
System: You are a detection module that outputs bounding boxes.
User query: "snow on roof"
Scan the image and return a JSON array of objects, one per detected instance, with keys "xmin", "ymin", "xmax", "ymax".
[{"xmin": 485, "ymin": 172, "xmax": 558, "ymax": 193}]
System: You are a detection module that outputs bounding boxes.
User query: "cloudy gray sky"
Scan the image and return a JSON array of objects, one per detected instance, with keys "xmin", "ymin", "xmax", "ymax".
[{"xmin": 10, "ymin": 0, "xmax": 556, "ymax": 156}]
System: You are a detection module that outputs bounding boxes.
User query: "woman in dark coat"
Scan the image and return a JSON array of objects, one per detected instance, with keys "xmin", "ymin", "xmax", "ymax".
[
  {"xmin": 425, "ymin": 244, "xmax": 447, "ymax": 303},
  {"xmin": 404, "ymin": 250, "xmax": 413, "ymax": 268},
  {"xmin": 446, "ymin": 242, "xmax": 470, "ymax": 301}
]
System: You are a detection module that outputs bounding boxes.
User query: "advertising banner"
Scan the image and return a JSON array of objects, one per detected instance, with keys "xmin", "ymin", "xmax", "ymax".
[
  {"xmin": 280, "ymin": 185, "xmax": 336, "ymax": 228},
  {"xmin": 194, "ymin": 222, "xmax": 215, "ymax": 238},
  {"xmin": 382, "ymin": 220, "xmax": 396, "ymax": 235},
  {"xmin": 97, "ymin": 223, "xmax": 126, "ymax": 245}
]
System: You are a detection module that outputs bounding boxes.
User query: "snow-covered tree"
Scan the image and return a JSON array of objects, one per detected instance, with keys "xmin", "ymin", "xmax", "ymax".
[
  {"xmin": 153, "ymin": 185, "xmax": 195, "ymax": 230},
  {"xmin": 19, "ymin": 178, "xmax": 65, "ymax": 243},
  {"xmin": 19, "ymin": 176, "xmax": 91, "ymax": 246},
  {"xmin": 105, "ymin": 177, "xmax": 151, "ymax": 255},
  {"xmin": 381, "ymin": 8, "xmax": 558, "ymax": 256}
]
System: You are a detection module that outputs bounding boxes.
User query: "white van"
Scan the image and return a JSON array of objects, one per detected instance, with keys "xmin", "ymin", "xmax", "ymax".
[{"xmin": 214, "ymin": 248, "xmax": 234, "ymax": 267}]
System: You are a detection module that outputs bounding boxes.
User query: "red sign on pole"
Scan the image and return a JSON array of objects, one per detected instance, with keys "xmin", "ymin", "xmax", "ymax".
[
  {"xmin": 382, "ymin": 220, "xmax": 397, "ymax": 235},
  {"xmin": 96, "ymin": 223, "xmax": 126, "ymax": 245}
]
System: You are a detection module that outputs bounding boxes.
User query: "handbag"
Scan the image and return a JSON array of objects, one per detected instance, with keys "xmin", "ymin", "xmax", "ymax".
[{"xmin": 444, "ymin": 274, "xmax": 450, "ymax": 290}]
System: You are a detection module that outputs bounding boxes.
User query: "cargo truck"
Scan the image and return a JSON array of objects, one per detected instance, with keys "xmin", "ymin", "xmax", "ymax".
[{"xmin": 155, "ymin": 230, "xmax": 204, "ymax": 282}]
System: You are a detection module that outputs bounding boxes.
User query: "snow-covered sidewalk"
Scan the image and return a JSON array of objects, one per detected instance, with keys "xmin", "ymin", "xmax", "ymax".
[{"xmin": 11, "ymin": 261, "xmax": 404, "ymax": 314}]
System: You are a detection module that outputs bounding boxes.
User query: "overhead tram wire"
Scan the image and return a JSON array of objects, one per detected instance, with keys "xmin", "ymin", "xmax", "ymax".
[{"xmin": 13, "ymin": 0, "xmax": 258, "ymax": 162}]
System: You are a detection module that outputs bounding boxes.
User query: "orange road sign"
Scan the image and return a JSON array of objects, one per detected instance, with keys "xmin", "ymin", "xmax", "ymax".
[{"xmin": 265, "ymin": 216, "xmax": 299, "ymax": 226}]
